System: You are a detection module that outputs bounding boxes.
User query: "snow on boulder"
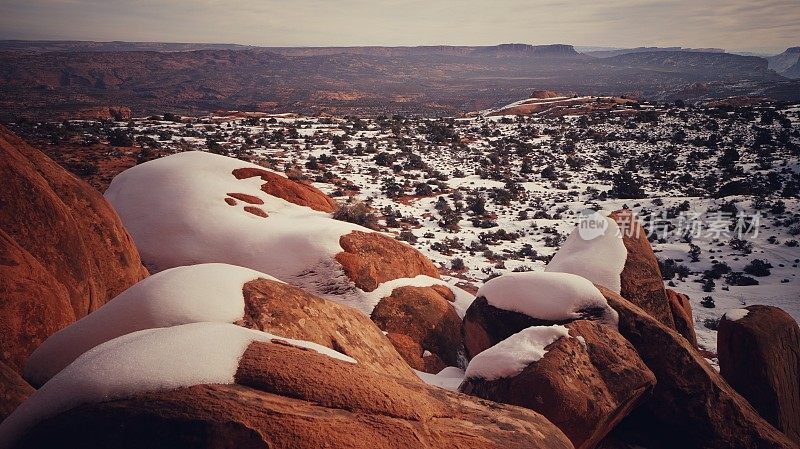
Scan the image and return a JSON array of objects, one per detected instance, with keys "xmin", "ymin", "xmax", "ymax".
[
  {"xmin": 463, "ymin": 325, "xmax": 569, "ymax": 381},
  {"xmin": 105, "ymin": 151, "xmax": 466, "ymax": 372},
  {"xmin": 545, "ymin": 210, "xmax": 626, "ymax": 293},
  {"xmin": 462, "ymin": 271, "xmax": 618, "ymax": 358},
  {"xmin": 104, "ymin": 151, "xmax": 359, "ymax": 288},
  {"xmin": 8, "ymin": 327, "xmax": 573, "ymax": 449},
  {"xmin": 23, "ymin": 263, "xmax": 277, "ymax": 387},
  {"xmin": 723, "ymin": 308, "xmax": 750, "ymax": 321},
  {"xmin": 0, "ymin": 322, "xmax": 353, "ymax": 447},
  {"xmin": 414, "ymin": 366, "xmax": 465, "ymax": 392},
  {"xmin": 461, "ymin": 320, "xmax": 655, "ymax": 449}
]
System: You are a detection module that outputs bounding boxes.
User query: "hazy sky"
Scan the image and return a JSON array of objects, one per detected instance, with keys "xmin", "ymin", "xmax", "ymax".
[{"xmin": 0, "ymin": 0, "xmax": 797, "ymax": 53}]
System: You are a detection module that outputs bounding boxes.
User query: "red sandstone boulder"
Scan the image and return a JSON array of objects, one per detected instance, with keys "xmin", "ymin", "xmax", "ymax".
[
  {"xmin": 461, "ymin": 320, "xmax": 655, "ymax": 449},
  {"xmin": 665, "ymin": 288, "xmax": 697, "ymax": 346},
  {"xmin": 13, "ymin": 339, "xmax": 574, "ymax": 449},
  {"xmin": 336, "ymin": 230, "xmax": 440, "ymax": 292},
  {"xmin": 371, "ymin": 285, "xmax": 463, "ymax": 371},
  {"xmin": 718, "ymin": 305, "xmax": 800, "ymax": 445},
  {"xmin": 232, "ymin": 166, "xmax": 337, "ymax": 212},
  {"xmin": 335, "ymin": 230, "xmax": 463, "ymax": 371},
  {"xmin": 236, "ymin": 278, "xmax": 419, "ymax": 382},
  {"xmin": 0, "ymin": 361, "xmax": 33, "ymax": 423},
  {"xmin": 597, "ymin": 285, "xmax": 795, "ymax": 449},
  {"xmin": 608, "ymin": 210, "xmax": 675, "ymax": 329},
  {"xmin": 0, "ymin": 126, "xmax": 148, "ymax": 371}
]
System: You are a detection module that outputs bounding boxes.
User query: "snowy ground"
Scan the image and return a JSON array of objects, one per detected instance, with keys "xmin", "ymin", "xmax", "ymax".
[{"xmin": 21, "ymin": 99, "xmax": 800, "ymax": 357}]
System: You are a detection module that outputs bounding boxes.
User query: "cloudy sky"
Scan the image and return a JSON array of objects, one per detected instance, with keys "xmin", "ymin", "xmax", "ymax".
[{"xmin": 0, "ymin": 0, "xmax": 797, "ymax": 53}]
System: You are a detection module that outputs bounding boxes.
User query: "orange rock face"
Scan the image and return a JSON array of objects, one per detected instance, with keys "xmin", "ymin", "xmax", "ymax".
[
  {"xmin": 461, "ymin": 320, "xmax": 655, "ymax": 449},
  {"xmin": 232, "ymin": 167, "xmax": 337, "ymax": 212},
  {"xmin": 0, "ymin": 361, "xmax": 34, "ymax": 423},
  {"xmin": 237, "ymin": 278, "xmax": 418, "ymax": 382},
  {"xmin": 718, "ymin": 305, "xmax": 800, "ymax": 444},
  {"xmin": 15, "ymin": 340, "xmax": 575, "ymax": 449},
  {"xmin": 665, "ymin": 288, "xmax": 697, "ymax": 347},
  {"xmin": 0, "ymin": 126, "xmax": 148, "ymax": 372},
  {"xmin": 608, "ymin": 210, "xmax": 675, "ymax": 329},
  {"xmin": 371, "ymin": 285, "xmax": 463, "ymax": 371},
  {"xmin": 336, "ymin": 230, "xmax": 440, "ymax": 292},
  {"xmin": 598, "ymin": 285, "xmax": 795, "ymax": 449}
]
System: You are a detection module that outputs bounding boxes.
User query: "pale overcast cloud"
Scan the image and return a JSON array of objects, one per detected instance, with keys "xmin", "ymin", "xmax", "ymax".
[{"xmin": 0, "ymin": 0, "xmax": 797, "ymax": 52}]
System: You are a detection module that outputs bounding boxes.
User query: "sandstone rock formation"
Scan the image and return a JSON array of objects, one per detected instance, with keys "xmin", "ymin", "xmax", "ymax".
[
  {"xmin": 598, "ymin": 285, "xmax": 795, "ymax": 449},
  {"xmin": 0, "ymin": 126, "xmax": 148, "ymax": 371},
  {"xmin": 237, "ymin": 277, "xmax": 419, "ymax": 381},
  {"xmin": 336, "ymin": 230, "xmax": 440, "ymax": 292},
  {"xmin": 665, "ymin": 288, "xmax": 697, "ymax": 346},
  {"xmin": 461, "ymin": 320, "xmax": 655, "ymax": 449},
  {"xmin": 371, "ymin": 285, "xmax": 462, "ymax": 371},
  {"xmin": 0, "ymin": 361, "xmax": 33, "ymax": 423},
  {"xmin": 12, "ymin": 339, "xmax": 574, "ymax": 449},
  {"xmin": 232, "ymin": 166, "xmax": 337, "ymax": 212},
  {"xmin": 608, "ymin": 209, "xmax": 675, "ymax": 329},
  {"xmin": 718, "ymin": 305, "xmax": 800, "ymax": 444}
]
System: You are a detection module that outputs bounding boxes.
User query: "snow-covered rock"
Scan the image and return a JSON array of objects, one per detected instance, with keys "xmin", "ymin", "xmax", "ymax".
[
  {"xmin": 479, "ymin": 271, "xmax": 618, "ymax": 326},
  {"xmin": 546, "ymin": 214, "xmax": 627, "ymax": 293},
  {"xmin": 462, "ymin": 271, "xmax": 618, "ymax": 357},
  {"xmin": 23, "ymin": 263, "xmax": 278, "ymax": 387},
  {"xmin": 463, "ymin": 325, "xmax": 569, "ymax": 381},
  {"xmin": 105, "ymin": 151, "xmax": 360, "ymax": 294},
  {"xmin": 0, "ymin": 322, "xmax": 353, "ymax": 447},
  {"xmin": 414, "ymin": 366, "xmax": 465, "ymax": 391},
  {"xmin": 724, "ymin": 308, "xmax": 750, "ymax": 321}
]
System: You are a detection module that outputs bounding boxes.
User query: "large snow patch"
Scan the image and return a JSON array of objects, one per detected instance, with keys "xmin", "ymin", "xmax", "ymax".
[{"xmin": 23, "ymin": 263, "xmax": 278, "ymax": 387}]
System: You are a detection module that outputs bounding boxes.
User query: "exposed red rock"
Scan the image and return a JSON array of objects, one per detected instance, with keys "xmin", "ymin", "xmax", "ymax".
[
  {"xmin": 597, "ymin": 285, "xmax": 795, "ymax": 449},
  {"xmin": 15, "ymin": 340, "xmax": 575, "ymax": 449},
  {"xmin": 665, "ymin": 288, "xmax": 697, "ymax": 346},
  {"xmin": 226, "ymin": 192, "xmax": 264, "ymax": 204},
  {"xmin": 718, "ymin": 305, "xmax": 800, "ymax": 444},
  {"xmin": 243, "ymin": 206, "xmax": 268, "ymax": 218},
  {"xmin": 461, "ymin": 320, "xmax": 655, "ymax": 449},
  {"xmin": 224, "ymin": 197, "xmax": 237, "ymax": 206},
  {"xmin": 608, "ymin": 210, "xmax": 675, "ymax": 329},
  {"xmin": 0, "ymin": 126, "xmax": 148, "ymax": 371},
  {"xmin": 236, "ymin": 278, "xmax": 418, "ymax": 382},
  {"xmin": 0, "ymin": 229, "xmax": 74, "ymax": 372},
  {"xmin": 336, "ymin": 230, "xmax": 440, "ymax": 292},
  {"xmin": 232, "ymin": 167, "xmax": 337, "ymax": 212},
  {"xmin": 0, "ymin": 361, "xmax": 34, "ymax": 423},
  {"xmin": 371, "ymin": 285, "xmax": 463, "ymax": 371}
]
